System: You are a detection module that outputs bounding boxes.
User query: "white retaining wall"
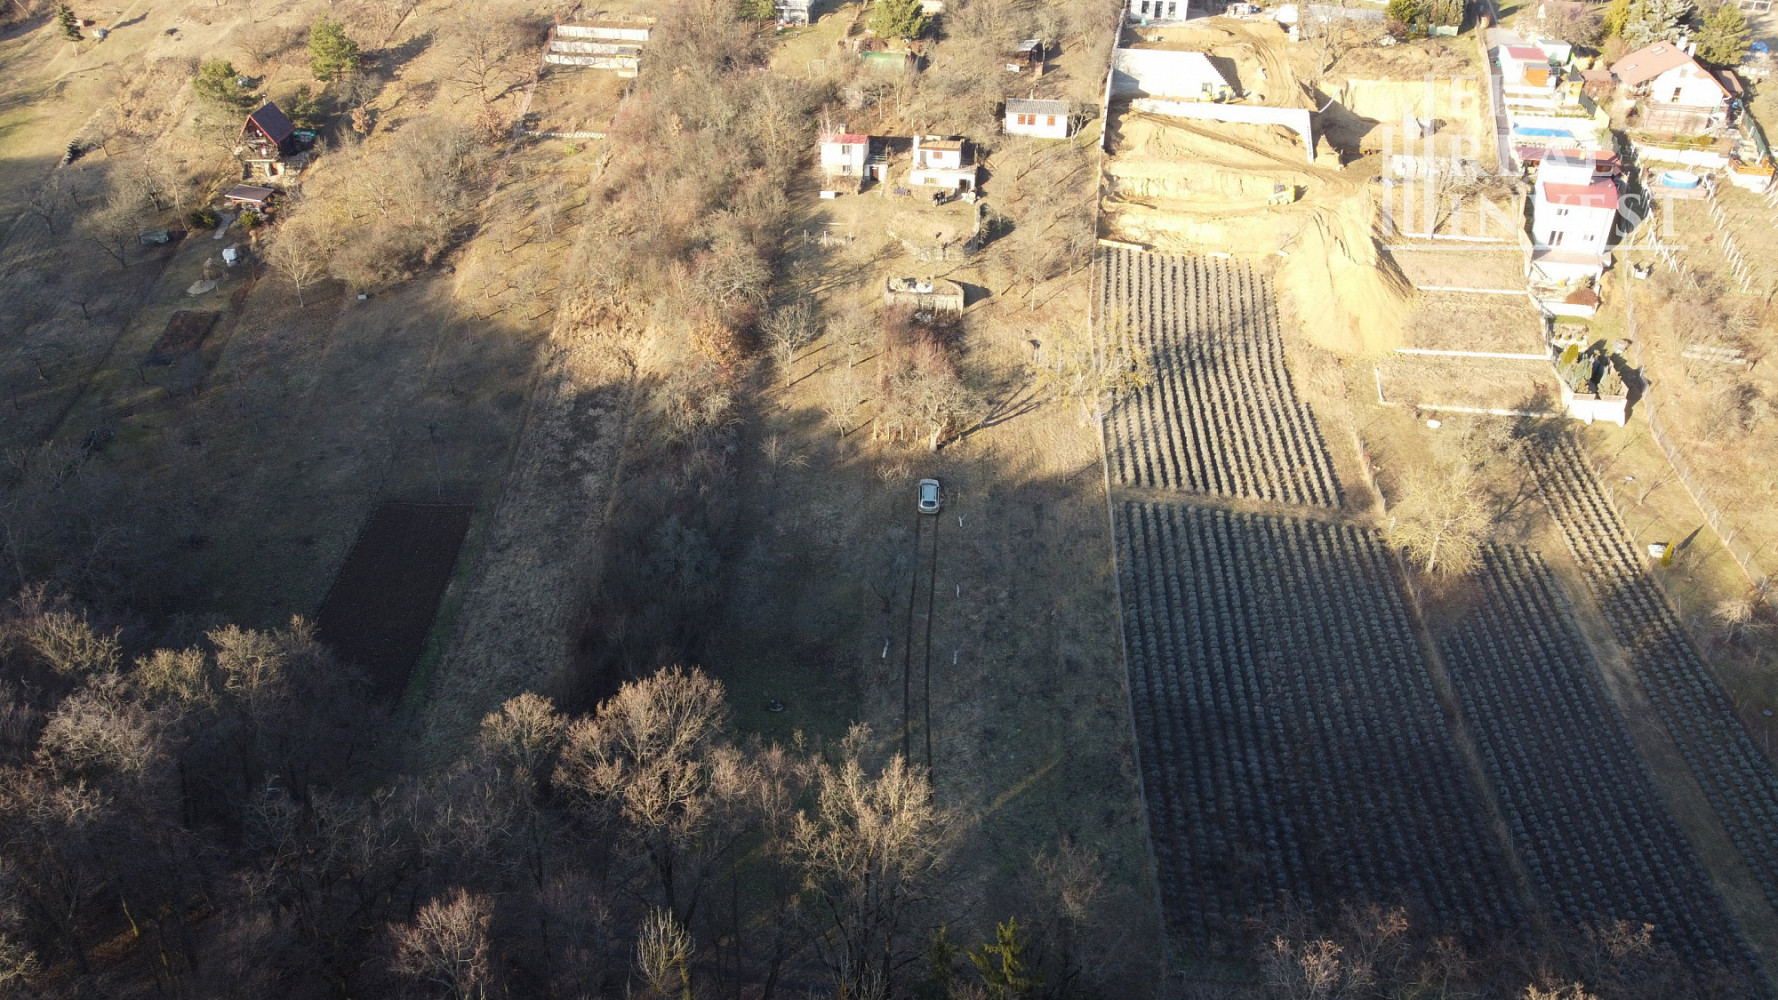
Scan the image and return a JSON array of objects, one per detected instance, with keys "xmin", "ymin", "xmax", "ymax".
[{"xmin": 1131, "ymin": 98, "xmax": 1315, "ymax": 163}]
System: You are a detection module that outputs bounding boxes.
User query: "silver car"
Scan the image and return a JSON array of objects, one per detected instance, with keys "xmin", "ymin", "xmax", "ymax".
[{"xmin": 917, "ymin": 478, "xmax": 941, "ymax": 514}]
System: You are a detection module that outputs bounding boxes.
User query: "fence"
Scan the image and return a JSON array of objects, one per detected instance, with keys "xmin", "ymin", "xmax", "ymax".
[
  {"xmin": 1622, "ymin": 268, "xmax": 1771, "ymax": 603},
  {"xmin": 1640, "ymin": 396, "xmax": 1771, "ymax": 602}
]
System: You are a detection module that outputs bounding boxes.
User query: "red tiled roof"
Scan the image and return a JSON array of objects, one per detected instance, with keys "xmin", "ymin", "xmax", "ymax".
[
  {"xmin": 826, "ymin": 133, "xmax": 869, "ymax": 145},
  {"xmin": 1505, "ymin": 45, "xmax": 1548, "ymax": 61},
  {"xmin": 1541, "ymin": 180, "xmax": 1619, "ymax": 210},
  {"xmin": 1611, "ymin": 42, "xmax": 1695, "ymax": 87}
]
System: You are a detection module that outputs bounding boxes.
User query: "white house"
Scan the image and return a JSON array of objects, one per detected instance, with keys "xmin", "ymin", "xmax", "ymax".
[
  {"xmin": 1611, "ymin": 41, "xmax": 1731, "ymax": 133},
  {"xmin": 1004, "ymin": 98, "xmax": 1069, "ymax": 139},
  {"xmin": 1127, "ymin": 0, "xmax": 1188, "ymax": 23},
  {"xmin": 1108, "ymin": 49, "xmax": 1235, "ymax": 100},
  {"xmin": 910, "ymin": 135, "xmax": 978, "ymax": 191},
  {"xmin": 1530, "ymin": 151, "xmax": 1619, "ymax": 281}
]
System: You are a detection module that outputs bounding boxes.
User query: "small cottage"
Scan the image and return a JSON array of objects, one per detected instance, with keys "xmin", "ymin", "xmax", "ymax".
[
  {"xmin": 1127, "ymin": 0, "xmax": 1187, "ymax": 22},
  {"xmin": 1500, "ymin": 45, "xmax": 1553, "ymax": 87},
  {"xmin": 1006, "ymin": 38, "xmax": 1044, "ymax": 73},
  {"xmin": 1004, "ymin": 98, "xmax": 1070, "ymax": 139},
  {"xmin": 910, "ymin": 135, "xmax": 978, "ymax": 191},
  {"xmin": 819, "ymin": 132, "xmax": 885, "ymax": 183},
  {"xmin": 236, "ymin": 103, "xmax": 310, "ymax": 181},
  {"xmin": 240, "ymin": 102, "xmax": 297, "ymax": 158}
]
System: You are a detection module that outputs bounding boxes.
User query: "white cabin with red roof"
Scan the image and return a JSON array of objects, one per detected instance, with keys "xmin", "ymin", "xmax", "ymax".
[{"xmin": 820, "ymin": 133, "xmax": 873, "ymax": 178}]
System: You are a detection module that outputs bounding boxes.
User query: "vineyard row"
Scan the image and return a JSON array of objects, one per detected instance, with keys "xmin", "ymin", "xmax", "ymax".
[
  {"xmin": 1114, "ymin": 501, "xmax": 1516, "ymax": 948},
  {"xmin": 1442, "ymin": 545, "xmax": 1759, "ymax": 985}
]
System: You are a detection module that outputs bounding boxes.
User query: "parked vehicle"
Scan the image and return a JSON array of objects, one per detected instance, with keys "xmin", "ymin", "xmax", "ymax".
[{"xmin": 918, "ymin": 478, "xmax": 941, "ymax": 514}]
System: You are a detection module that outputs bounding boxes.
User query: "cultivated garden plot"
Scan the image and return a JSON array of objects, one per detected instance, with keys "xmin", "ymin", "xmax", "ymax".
[
  {"xmin": 1114, "ymin": 501, "xmax": 1517, "ymax": 950},
  {"xmin": 1441, "ymin": 545, "xmax": 1759, "ymax": 983},
  {"xmin": 1385, "ymin": 246, "xmax": 1527, "ymax": 291},
  {"xmin": 1099, "ymin": 249, "xmax": 1342, "ymax": 507},
  {"xmin": 316, "ymin": 502, "xmax": 472, "ymax": 700},
  {"xmin": 1528, "ymin": 434, "xmax": 1778, "ymax": 919},
  {"xmin": 1376, "ymin": 355, "xmax": 1557, "ymax": 412}
]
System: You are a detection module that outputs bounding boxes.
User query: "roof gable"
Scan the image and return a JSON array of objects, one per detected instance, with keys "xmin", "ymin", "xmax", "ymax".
[
  {"xmin": 1006, "ymin": 98, "xmax": 1067, "ymax": 116},
  {"xmin": 245, "ymin": 102, "xmax": 296, "ymax": 144}
]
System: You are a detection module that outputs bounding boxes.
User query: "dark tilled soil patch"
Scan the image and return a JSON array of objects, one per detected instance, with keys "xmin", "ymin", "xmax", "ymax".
[
  {"xmin": 147, "ymin": 311, "xmax": 221, "ymax": 364},
  {"xmin": 316, "ymin": 502, "xmax": 473, "ymax": 699}
]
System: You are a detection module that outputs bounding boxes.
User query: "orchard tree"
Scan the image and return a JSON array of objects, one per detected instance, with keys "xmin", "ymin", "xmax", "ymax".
[
  {"xmin": 1387, "ymin": 464, "xmax": 1492, "ymax": 577},
  {"xmin": 309, "ymin": 16, "xmax": 361, "ymax": 81}
]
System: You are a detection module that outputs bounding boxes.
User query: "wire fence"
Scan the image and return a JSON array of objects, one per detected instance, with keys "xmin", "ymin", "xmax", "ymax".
[{"xmin": 1639, "ymin": 395, "xmax": 1771, "ymax": 603}]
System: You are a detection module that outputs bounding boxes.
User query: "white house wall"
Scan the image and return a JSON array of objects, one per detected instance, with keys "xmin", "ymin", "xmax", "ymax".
[{"xmin": 1110, "ymin": 49, "xmax": 1233, "ymax": 100}]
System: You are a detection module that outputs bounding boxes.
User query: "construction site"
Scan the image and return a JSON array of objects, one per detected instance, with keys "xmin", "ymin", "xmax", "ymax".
[{"xmin": 1096, "ymin": 16, "xmax": 1508, "ymax": 355}]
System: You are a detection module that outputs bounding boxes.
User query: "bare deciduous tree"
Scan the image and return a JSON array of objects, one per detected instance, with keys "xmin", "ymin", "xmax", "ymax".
[
  {"xmin": 766, "ymin": 300, "xmax": 819, "ymax": 383},
  {"xmin": 1386, "ymin": 463, "xmax": 1492, "ymax": 578},
  {"xmin": 634, "ymin": 908, "xmax": 693, "ymax": 1000},
  {"xmin": 444, "ymin": 9, "xmax": 524, "ymax": 106},
  {"xmin": 1028, "ymin": 316, "xmax": 1151, "ymax": 425},
  {"xmin": 477, "ymin": 692, "xmax": 566, "ymax": 791},
  {"xmin": 788, "ymin": 725, "xmax": 950, "ymax": 1000},
  {"xmin": 263, "ymin": 210, "xmax": 337, "ymax": 307},
  {"xmin": 555, "ymin": 666, "xmax": 753, "ymax": 926},
  {"xmin": 391, "ymin": 889, "xmax": 494, "ymax": 1000}
]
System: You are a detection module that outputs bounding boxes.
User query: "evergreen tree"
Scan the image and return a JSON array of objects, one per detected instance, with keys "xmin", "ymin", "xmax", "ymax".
[
  {"xmin": 193, "ymin": 59, "xmax": 260, "ymax": 112},
  {"xmin": 737, "ymin": 0, "xmax": 776, "ymax": 21},
  {"xmin": 1603, "ymin": 0, "xmax": 1632, "ymax": 36},
  {"xmin": 308, "ymin": 16, "xmax": 362, "ymax": 82},
  {"xmin": 56, "ymin": 3, "xmax": 81, "ymax": 41},
  {"xmin": 1693, "ymin": 0, "xmax": 1751, "ymax": 66},
  {"xmin": 968, "ymin": 919, "xmax": 1040, "ymax": 999},
  {"xmin": 868, "ymin": 0, "xmax": 928, "ymax": 40},
  {"xmin": 1621, "ymin": 0, "xmax": 1691, "ymax": 46}
]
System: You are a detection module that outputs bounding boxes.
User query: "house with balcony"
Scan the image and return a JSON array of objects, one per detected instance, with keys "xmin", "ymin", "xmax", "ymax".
[
  {"xmin": 1529, "ymin": 150, "xmax": 1619, "ymax": 296},
  {"xmin": 1611, "ymin": 41, "xmax": 1731, "ymax": 135}
]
